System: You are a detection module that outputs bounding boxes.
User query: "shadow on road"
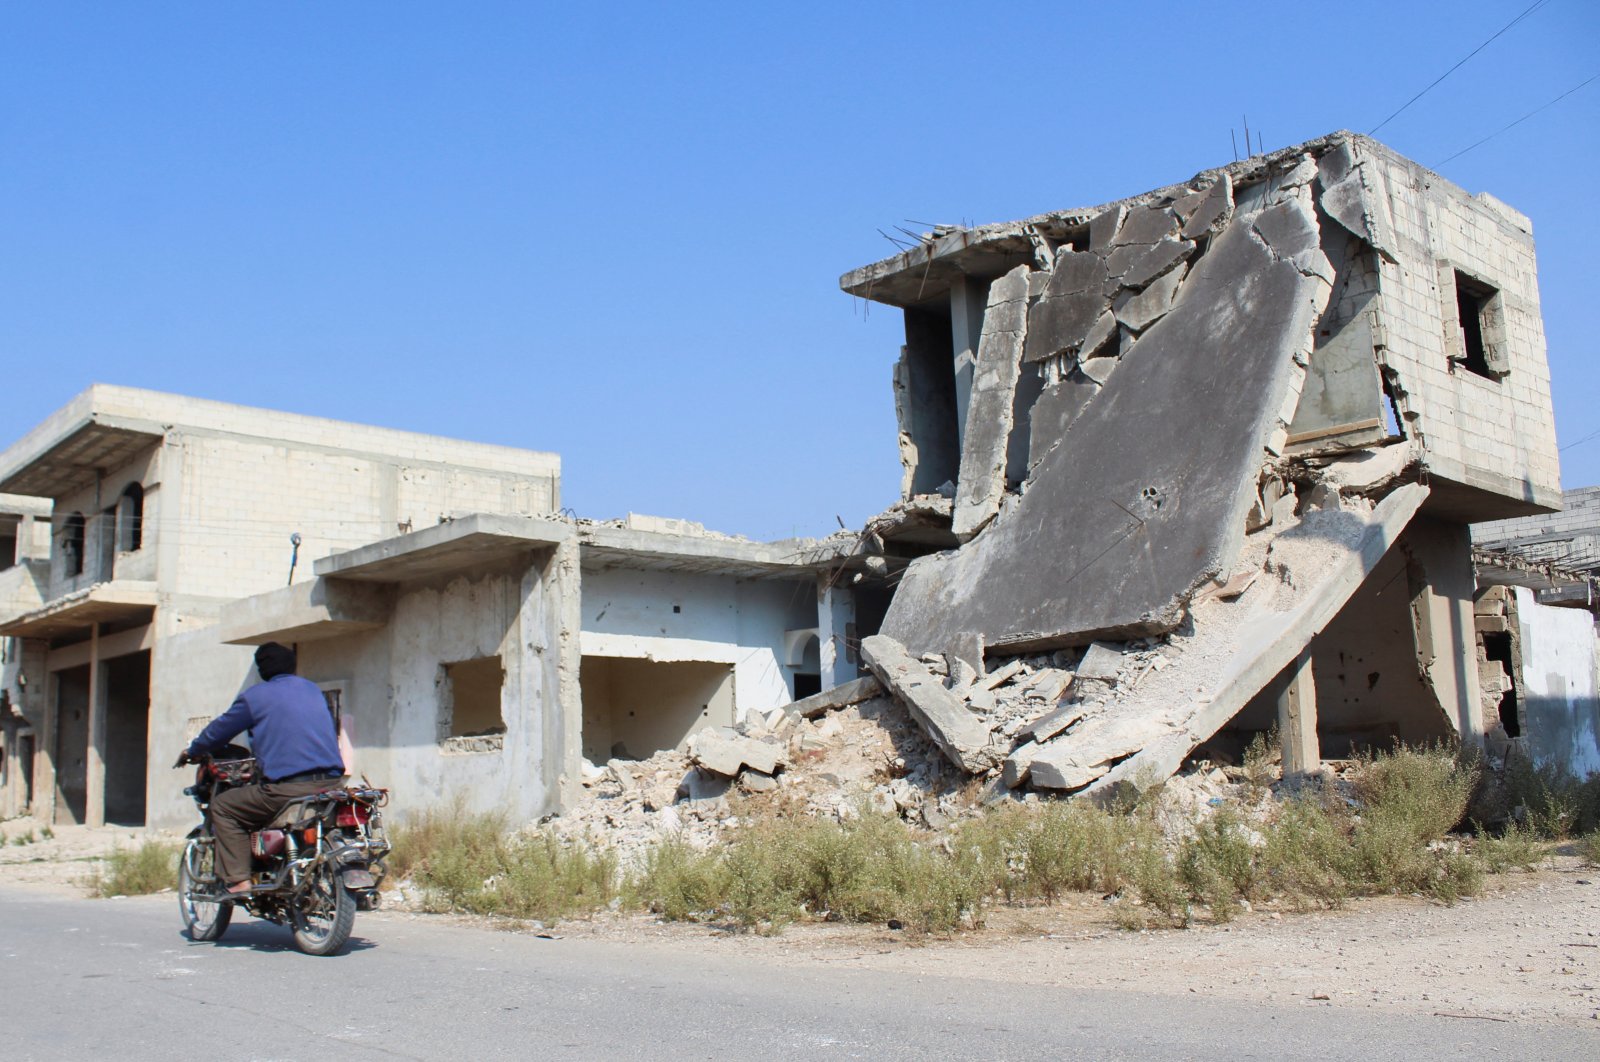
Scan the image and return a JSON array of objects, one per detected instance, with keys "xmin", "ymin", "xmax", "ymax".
[{"xmin": 176, "ymin": 919, "xmax": 378, "ymax": 956}]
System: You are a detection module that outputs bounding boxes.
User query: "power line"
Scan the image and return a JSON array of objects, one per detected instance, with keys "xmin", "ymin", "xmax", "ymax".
[
  {"xmin": 1560, "ymin": 424, "xmax": 1600, "ymax": 451},
  {"xmin": 1369, "ymin": 0, "xmax": 1550, "ymax": 135},
  {"xmin": 1438, "ymin": 72, "xmax": 1600, "ymax": 165}
]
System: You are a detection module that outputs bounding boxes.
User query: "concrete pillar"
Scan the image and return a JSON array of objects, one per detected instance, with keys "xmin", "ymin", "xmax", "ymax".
[
  {"xmin": 85, "ymin": 622, "xmax": 105, "ymax": 828},
  {"xmin": 39, "ymin": 670, "xmax": 58, "ymax": 824},
  {"xmin": 1277, "ymin": 649, "xmax": 1320, "ymax": 779},
  {"xmin": 949, "ymin": 275, "xmax": 986, "ymax": 451},
  {"xmin": 817, "ymin": 579, "xmax": 857, "ymax": 690}
]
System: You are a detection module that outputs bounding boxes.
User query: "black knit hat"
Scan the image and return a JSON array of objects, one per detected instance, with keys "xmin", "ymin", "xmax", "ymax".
[{"xmin": 254, "ymin": 642, "xmax": 297, "ymax": 680}]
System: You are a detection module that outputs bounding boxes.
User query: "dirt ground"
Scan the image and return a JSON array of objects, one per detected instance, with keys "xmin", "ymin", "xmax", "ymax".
[{"xmin": 5, "ymin": 816, "xmax": 1596, "ymax": 1029}]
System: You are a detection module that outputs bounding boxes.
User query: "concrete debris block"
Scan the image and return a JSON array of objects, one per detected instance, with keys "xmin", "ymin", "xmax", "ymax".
[
  {"xmin": 1178, "ymin": 173, "xmax": 1233, "ymax": 240},
  {"xmin": 1075, "ymin": 641, "xmax": 1126, "ymax": 683},
  {"xmin": 1002, "ymin": 741, "xmax": 1036, "ymax": 788},
  {"xmin": 605, "ymin": 761, "xmax": 638, "ymax": 793},
  {"xmin": 981, "ymin": 658, "xmax": 1026, "ymax": 690},
  {"xmin": 789, "ymin": 675, "xmax": 885, "ymax": 719},
  {"xmin": 1193, "ymin": 567, "xmax": 1258, "ymax": 603},
  {"xmin": 1027, "ymin": 713, "xmax": 1176, "ymax": 791},
  {"xmin": 677, "ymin": 767, "xmax": 732, "ymax": 803},
  {"xmin": 1113, "ymin": 264, "xmax": 1186, "ymax": 332},
  {"xmin": 1312, "ymin": 441, "xmax": 1418, "ymax": 494},
  {"xmin": 689, "ymin": 728, "xmax": 785, "ymax": 778},
  {"xmin": 1270, "ymin": 487, "xmax": 1299, "ymax": 528},
  {"xmin": 945, "ymin": 652, "xmax": 979, "ymax": 690},
  {"xmin": 1024, "ymin": 291, "xmax": 1110, "ymax": 364},
  {"xmin": 1088, "ymin": 203, "xmax": 1126, "ymax": 250},
  {"xmin": 920, "ymin": 803, "xmax": 951, "ymax": 830},
  {"xmin": 1020, "ymin": 701, "xmax": 1086, "ymax": 744},
  {"xmin": 963, "ymin": 685, "xmax": 998, "ymax": 713},
  {"xmin": 1110, "ymin": 204, "xmax": 1179, "ymax": 247},
  {"xmin": 1078, "ymin": 354, "xmax": 1117, "ymax": 385},
  {"xmin": 1286, "ymin": 307, "xmax": 1386, "ymax": 450},
  {"xmin": 1108, "ymin": 237, "xmax": 1194, "ymax": 289},
  {"xmin": 954, "ymin": 264, "xmax": 1031, "ymax": 539},
  {"xmin": 860, "ymin": 634, "xmax": 999, "ymax": 774},
  {"xmin": 740, "ymin": 770, "xmax": 779, "ymax": 794},
  {"xmin": 878, "ymin": 205, "xmax": 1323, "ymax": 658},
  {"xmin": 1079, "ymin": 310, "xmax": 1119, "ymax": 359},
  {"xmin": 863, "ymin": 554, "xmax": 890, "ymax": 576},
  {"xmin": 947, "ymin": 630, "xmax": 985, "ymax": 680}
]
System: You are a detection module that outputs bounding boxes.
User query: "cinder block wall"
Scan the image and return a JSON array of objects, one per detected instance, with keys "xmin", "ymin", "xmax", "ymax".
[{"xmin": 1364, "ymin": 142, "xmax": 1560, "ymax": 514}]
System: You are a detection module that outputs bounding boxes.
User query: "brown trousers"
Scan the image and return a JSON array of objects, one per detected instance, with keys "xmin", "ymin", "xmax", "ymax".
[{"xmin": 211, "ymin": 778, "xmax": 346, "ymax": 884}]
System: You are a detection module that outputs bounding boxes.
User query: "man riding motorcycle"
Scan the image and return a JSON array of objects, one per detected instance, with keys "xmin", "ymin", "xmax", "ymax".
[{"xmin": 176, "ymin": 642, "xmax": 346, "ymax": 897}]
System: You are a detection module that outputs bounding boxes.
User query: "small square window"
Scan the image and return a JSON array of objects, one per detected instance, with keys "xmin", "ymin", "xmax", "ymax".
[
  {"xmin": 440, "ymin": 656, "xmax": 505, "ymax": 748},
  {"xmin": 1445, "ymin": 268, "xmax": 1508, "ymax": 381}
]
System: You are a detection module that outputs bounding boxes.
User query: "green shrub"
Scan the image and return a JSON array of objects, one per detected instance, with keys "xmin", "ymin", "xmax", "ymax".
[
  {"xmin": 88, "ymin": 840, "xmax": 181, "ymax": 897},
  {"xmin": 1473, "ymin": 822, "xmax": 1545, "ymax": 873},
  {"xmin": 1576, "ymin": 832, "xmax": 1600, "ymax": 866},
  {"xmin": 1261, "ymin": 794, "xmax": 1352, "ymax": 908}
]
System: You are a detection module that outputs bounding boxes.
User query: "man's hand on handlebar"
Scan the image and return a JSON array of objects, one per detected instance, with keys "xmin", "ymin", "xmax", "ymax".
[{"xmin": 173, "ymin": 749, "xmax": 196, "ymax": 769}]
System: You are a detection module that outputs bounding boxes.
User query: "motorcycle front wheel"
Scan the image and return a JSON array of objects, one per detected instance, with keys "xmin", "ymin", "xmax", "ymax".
[
  {"xmin": 178, "ymin": 836, "xmax": 232, "ymax": 942},
  {"xmin": 291, "ymin": 847, "xmax": 356, "ymax": 956}
]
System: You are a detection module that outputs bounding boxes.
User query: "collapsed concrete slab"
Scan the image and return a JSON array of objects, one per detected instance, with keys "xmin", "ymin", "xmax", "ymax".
[
  {"xmin": 879, "ymin": 191, "xmax": 1326, "ymax": 657},
  {"xmin": 788, "ymin": 675, "xmax": 885, "ymax": 719},
  {"xmin": 859, "ymin": 634, "xmax": 999, "ymax": 773},
  {"xmin": 1021, "ymin": 484, "xmax": 1429, "ymax": 793},
  {"xmin": 689, "ymin": 728, "xmax": 786, "ymax": 778}
]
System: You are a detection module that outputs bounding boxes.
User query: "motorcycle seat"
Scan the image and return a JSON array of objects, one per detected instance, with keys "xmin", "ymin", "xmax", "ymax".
[{"xmin": 265, "ymin": 794, "xmax": 331, "ymax": 829}]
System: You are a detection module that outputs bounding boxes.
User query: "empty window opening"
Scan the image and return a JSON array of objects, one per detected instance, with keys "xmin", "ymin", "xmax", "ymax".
[
  {"xmin": 440, "ymin": 656, "xmax": 505, "ymax": 743},
  {"xmin": 62, "ymin": 513, "xmax": 86, "ymax": 577},
  {"xmin": 0, "ymin": 527, "xmax": 16, "ymax": 571},
  {"xmin": 901, "ymin": 305, "xmax": 961, "ymax": 496},
  {"xmin": 580, "ymin": 656, "xmax": 733, "ymax": 762},
  {"xmin": 118, "ymin": 483, "xmax": 144, "ymax": 553},
  {"xmin": 1482, "ymin": 631, "xmax": 1520, "ymax": 738},
  {"xmin": 1450, "ymin": 270, "xmax": 1505, "ymax": 381},
  {"xmin": 97, "ymin": 505, "xmax": 117, "ymax": 579}
]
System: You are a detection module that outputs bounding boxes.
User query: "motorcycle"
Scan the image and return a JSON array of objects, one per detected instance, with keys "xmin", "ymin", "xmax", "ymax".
[{"xmin": 177, "ymin": 745, "xmax": 391, "ymax": 956}]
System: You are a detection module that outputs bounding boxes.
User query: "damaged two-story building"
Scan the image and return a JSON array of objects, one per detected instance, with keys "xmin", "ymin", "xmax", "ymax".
[{"xmin": 839, "ymin": 130, "xmax": 1573, "ymax": 795}]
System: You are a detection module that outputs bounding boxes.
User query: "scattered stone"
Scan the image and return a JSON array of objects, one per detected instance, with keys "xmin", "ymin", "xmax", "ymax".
[{"xmin": 1075, "ymin": 642, "xmax": 1125, "ymax": 683}]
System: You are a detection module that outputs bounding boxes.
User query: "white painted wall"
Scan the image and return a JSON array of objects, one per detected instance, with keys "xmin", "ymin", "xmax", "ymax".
[
  {"xmin": 1512, "ymin": 587, "xmax": 1600, "ymax": 777},
  {"xmin": 579, "ymin": 567, "xmax": 816, "ymax": 722}
]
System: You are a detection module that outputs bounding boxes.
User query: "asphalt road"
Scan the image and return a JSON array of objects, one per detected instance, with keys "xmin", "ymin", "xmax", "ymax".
[{"xmin": 1, "ymin": 887, "xmax": 1591, "ymax": 1061}]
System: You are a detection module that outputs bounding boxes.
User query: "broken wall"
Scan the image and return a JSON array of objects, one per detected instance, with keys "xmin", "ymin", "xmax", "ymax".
[{"xmin": 1510, "ymin": 586, "xmax": 1600, "ymax": 776}]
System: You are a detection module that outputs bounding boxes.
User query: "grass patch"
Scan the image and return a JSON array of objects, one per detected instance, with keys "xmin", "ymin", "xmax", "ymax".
[
  {"xmin": 391, "ymin": 745, "xmax": 1590, "ymax": 933},
  {"xmin": 88, "ymin": 840, "xmax": 180, "ymax": 897},
  {"xmin": 391, "ymin": 803, "xmax": 616, "ymax": 923}
]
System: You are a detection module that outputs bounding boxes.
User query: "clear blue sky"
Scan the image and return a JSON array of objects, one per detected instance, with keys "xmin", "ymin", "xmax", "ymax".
[{"xmin": 3, "ymin": 2, "xmax": 1595, "ymax": 540}]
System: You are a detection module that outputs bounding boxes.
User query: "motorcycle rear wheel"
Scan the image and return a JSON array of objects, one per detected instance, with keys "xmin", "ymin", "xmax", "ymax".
[
  {"xmin": 178, "ymin": 837, "xmax": 232, "ymax": 942},
  {"xmin": 291, "ymin": 848, "xmax": 355, "ymax": 956}
]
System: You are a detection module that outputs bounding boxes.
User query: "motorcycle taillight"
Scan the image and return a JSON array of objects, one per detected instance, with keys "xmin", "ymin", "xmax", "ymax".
[{"xmin": 336, "ymin": 803, "xmax": 371, "ymax": 828}]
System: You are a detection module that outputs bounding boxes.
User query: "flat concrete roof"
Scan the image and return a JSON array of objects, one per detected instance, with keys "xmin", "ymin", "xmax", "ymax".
[
  {"xmin": 314, "ymin": 513, "xmax": 572, "ymax": 583},
  {"xmin": 0, "ymin": 581, "xmax": 158, "ymax": 639},
  {"xmin": 0, "ymin": 384, "xmax": 560, "ymax": 498},
  {"xmin": 578, "ymin": 524, "xmax": 848, "ymax": 580}
]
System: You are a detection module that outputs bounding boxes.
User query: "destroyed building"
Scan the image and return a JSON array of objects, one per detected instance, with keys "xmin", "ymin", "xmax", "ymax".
[{"xmin": 838, "ymin": 130, "xmax": 1569, "ymax": 796}]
